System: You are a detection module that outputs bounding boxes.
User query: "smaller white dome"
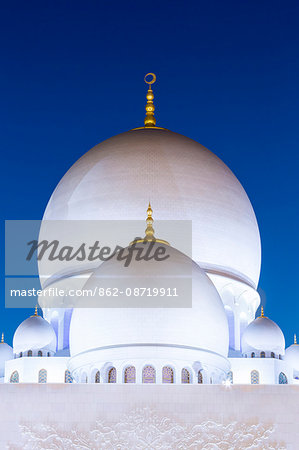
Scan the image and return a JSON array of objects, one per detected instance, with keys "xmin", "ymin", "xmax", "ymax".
[
  {"xmin": 0, "ymin": 341, "xmax": 13, "ymax": 377},
  {"xmin": 70, "ymin": 242, "xmax": 229, "ymax": 358},
  {"xmin": 241, "ymin": 314, "xmax": 285, "ymax": 356},
  {"xmin": 13, "ymin": 314, "xmax": 57, "ymax": 356},
  {"xmin": 285, "ymin": 340, "xmax": 299, "ymax": 372}
]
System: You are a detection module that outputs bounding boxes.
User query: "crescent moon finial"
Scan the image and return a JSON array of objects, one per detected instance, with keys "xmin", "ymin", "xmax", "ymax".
[
  {"xmin": 144, "ymin": 73, "xmax": 156, "ymax": 86},
  {"xmin": 144, "ymin": 73, "xmax": 157, "ymax": 127}
]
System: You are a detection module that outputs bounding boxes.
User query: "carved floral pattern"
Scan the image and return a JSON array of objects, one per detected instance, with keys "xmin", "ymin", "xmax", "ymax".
[{"xmin": 10, "ymin": 407, "xmax": 284, "ymax": 449}]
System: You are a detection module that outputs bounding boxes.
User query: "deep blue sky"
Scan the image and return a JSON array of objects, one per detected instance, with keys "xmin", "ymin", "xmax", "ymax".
[{"xmin": 1, "ymin": 1, "xmax": 298, "ymax": 346}]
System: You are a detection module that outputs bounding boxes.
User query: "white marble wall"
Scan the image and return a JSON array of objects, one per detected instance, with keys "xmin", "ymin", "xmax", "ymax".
[
  {"xmin": 1, "ymin": 384, "xmax": 298, "ymax": 448},
  {"xmin": 229, "ymin": 356, "xmax": 293, "ymax": 384}
]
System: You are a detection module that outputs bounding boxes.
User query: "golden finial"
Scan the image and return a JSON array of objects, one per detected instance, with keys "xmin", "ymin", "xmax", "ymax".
[
  {"xmin": 260, "ymin": 306, "xmax": 264, "ymax": 318},
  {"xmin": 144, "ymin": 73, "xmax": 156, "ymax": 127},
  {"xmin": 131, "ymin": 202, "xmax": 169, "ymax": 245},
  {"xmin": 1, "ymin": 333, "xmax": 4, "ymax": 344},
  {"xmin": 294, "ymin": 334, "xmax": 297, "ymax": 345},
  {"xmin": 145, "ymin": 202, "xmax": 155, "ymax": 240},
  {"xmin": 30, "ymin": 305, "xmax": 39, "ymax": 318}
]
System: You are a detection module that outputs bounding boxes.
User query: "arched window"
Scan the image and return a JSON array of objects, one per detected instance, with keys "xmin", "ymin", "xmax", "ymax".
[
  {"xmin": 38, "ymin": 369, "xmax": 47, "ymax": 383},
  {"xmin": 47, "ymin": 352, "xmax": 50, "ymax": 357},
  {"xmin": 65, "ymin": 370, "xmax": 73, "ymax": 383},
  {"xmin": 142, "ymin": 365, "xmax": 156, "ymax": 383},
  {"xmin": 198, "ymin": 371, "xmax": 203, "ymax": 384},
  {"xmin": 251, "ymin": 352, "xmax": 255, "ymax": 358},
  {"xmin": 251, "ymin": 370, "xmax": 259, "ymax": 384},
  {"xmin": 95, "ymin": 371, "xmax": 100, "ymax": 383},
  {"xmin": 227, "ymin": 371, "xmax": 233, "ymax": 384},
  {"xmin": 181, "ymin": 368, "xmax": 190, "ymax": 384},
  {"xmin": 28, "ymin": 350, "xmax": 32, "ymax": 357},
  {"xmin": 279, "ymin": 372, "xmax": 288, "ymax": 384},
  {"xmin": 10, "ymin": 371, "xmax": 19, "ymax": 383},
  {"xmin": 108, "ymin": 367, "xmax": 116, "ymax": 383},
  {"xmin": 279, "ymin": 355, "xmax": 282, "ymax": 360},
  {"xmin": 162, "ymin": 366, "xmax": 174, "ymax": 384},
  {"xmin": 81, "ymin": 372, "xmax": 88, "ymax": 383},
  {"xmin": 271, "ymin": 352, "xmax": 275, "ymax": 358},
  {"xmin": 19, "ymin": 352, "xmax": 22, "ymax": 358},
  {"xmin": 124, "ymin": 366, "xmax": 136, "ymax": 383},
  {"xmin": 38, "ymin": 350, "xmax": 42, "ymax": 357},
  {"xmin": 260, "ymin": 351, "xmax": 265, "ymax": 358}
]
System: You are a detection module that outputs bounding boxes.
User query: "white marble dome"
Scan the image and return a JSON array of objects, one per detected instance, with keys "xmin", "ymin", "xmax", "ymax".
[
  {"xmin": 13, "ymin": 314, "xmax": 57, "ymax": 356},
  {"xmin": 43, "ymin": 128, "xmax": 261, "ymax": 288},
  {"xmin": 70, "ymin": 242, "xmax": 229, "ymax": 359},
  {"xmin": 241, "ymin": 314, "xmax": 285, "ymax": 356},
  {"xmin": 285, "ymin": 341, "xmax": 299, "ymax": 372},
  {"xmin": 0, "ymin": 341, "xmax": 13, "ymax": 377}
]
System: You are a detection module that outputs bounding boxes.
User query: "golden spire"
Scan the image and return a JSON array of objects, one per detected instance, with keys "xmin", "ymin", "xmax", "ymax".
[
  {"xmin": 144, "ymin": 73, "xmax": 156, "ymax": 127},
  {"xmin": 145, "ymin": 202, "xmax": 155, "ymax": 240},
  {"xmin": 260, "ymin": 306, "xmax": 264, "ymax": 318},
  {"xmin": 294, "ymin": 334, "xmax": 297, "ymax": 345},
  {"xmin": 131, "ymin": 202, "xmax": 169, "ymax": 245},
  {"xmin": 34, "ymin": 305, "xmax": 38, "ymax": 316},
  {"xmin": 1, "ymin": 333, "xmax": 4, "ymax": 344}
]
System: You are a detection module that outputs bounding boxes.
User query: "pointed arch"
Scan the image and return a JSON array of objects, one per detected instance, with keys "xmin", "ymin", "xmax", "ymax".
[
  {"xmin": 95, "ymin": 370, "xmax": 100, "ymax": 383},
  {"xmin": 65, "ymin": 370, "xmax": 73, "ymax": 383},
  {"xmin": 38, "ymin": 369, "xmax": 47, "ymax": 383},
  {"xmin": 108, "ymin": 367, "xmax": 116, "ymax": 383},
  {"xmin": 279, "ymin": 372, "xmax": 288, "ymax": 384},
  {"xmin": 251, "ymin": 370, "xmax": 259, "ymax": 384},
  {"xmin": 81, "ymin": 371, "xmax": 88, "ymax": 383},
  {"xmin": 198, "ymin": 371, "xmax": 203, "ymax": 384},
  {"xmin": 181, "ymin": 368, "xmax": 190, "ymax": 384},
  {"xmin": 142, "ymin": 365, "xmax": 156, "ymax": 383},
  {"xmin": 10, "ymin": 370, "xmax": 19, "ymax": 383},
  {"xmin": 124, "ymin": 366, "xmax": 136, "ymax": 383},
  {"xmin": 162, "ymin": 366, "xmax": 174, "ymax": 383}
]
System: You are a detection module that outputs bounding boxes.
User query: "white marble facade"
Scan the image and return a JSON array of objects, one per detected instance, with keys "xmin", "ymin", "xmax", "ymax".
[{"xmin": 1, "ymin": 384, "xmax": 298, "ymax": 449}]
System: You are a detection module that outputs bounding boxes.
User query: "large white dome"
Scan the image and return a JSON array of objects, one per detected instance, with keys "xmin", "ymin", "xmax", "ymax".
[
  {"xmin": 241, "ymin": 315, "xmax": 285, "ymax": 356},
  {"xmin": 43, "ymin": 128, "xmax": 261, "ymax": 288},
  {"xmin": 13, "ymin": 314, "xmax": 57, "ymax": 356},
  {"xmin": 70, "ymin": 242, "xmax": 229, "ymax": 359}
]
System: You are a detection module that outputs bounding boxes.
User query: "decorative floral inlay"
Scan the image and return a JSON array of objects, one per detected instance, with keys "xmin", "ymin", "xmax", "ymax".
[{"xmin": 10, "ymin": 407, "xmax": 284, "ymax": 449}]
